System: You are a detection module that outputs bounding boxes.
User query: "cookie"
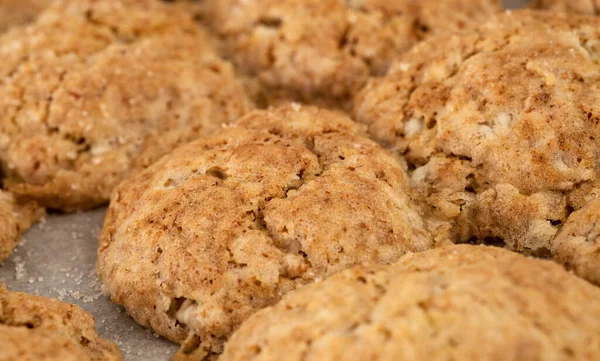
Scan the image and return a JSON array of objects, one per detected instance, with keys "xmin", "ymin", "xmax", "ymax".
[
  {"xmin": 354, "ymin": 10, "xmax": 600, "ymax": 254},
  {"xmin": 0, "ymin": 284, "xmax": 121, "ymax": 361},
  {"xmin": 552, "ymin": 196, "xmax": 600, "ymax": 285},
  {"xmin": 0, "ymin": 0, "xmax": 48, "ymax": 33},
  {"xmin": 0, "ymin": 191, "xmax": 44, "ymax": 263},
  {"xmin": 529, "ymin": 0, "xmax": 600, "ymax": 15},
  {"xmin": 221, "ymin": 244, "xmax": 600, "ymax": 361},
  {"xmin": 97, "ymin": 105, "xmax": 433, "ymax": 359},
  {"xmin": 0, "ymin": 0, "xmax": 253, "ymax": 211},
  {"xmin": 198, "ymin": 0, "xmax": 501, "ymax": 107}
]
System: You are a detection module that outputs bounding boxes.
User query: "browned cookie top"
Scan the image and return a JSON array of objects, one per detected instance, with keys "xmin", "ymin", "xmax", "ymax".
[
  {"xmin": 354, "ymin": 10, "xmax": 600, "ymax": 254},
  {"xmin": 529, "ymin": 0, "xmax": 600, "ymax": 15},
  {"xmin": 221, "ymin": 245, "xmax": 600, "ymax": 361},
  {"xmin": 0, "ymin": 0, "xmax": 253, "ymax": 211},
  {"xmin": 198, "ymin": 0, "xmax": 501, "ymax": 107},
  {"xmin": 97, "ymin": 105, "xmax": 432, "ymax": 359},
  {"xmin": 0, "ymin": 285, "xmax": 122, "ymax": 361},
  {"xmin": 0, "ymin": 191, "xmax": 43, "ymax": 263}
]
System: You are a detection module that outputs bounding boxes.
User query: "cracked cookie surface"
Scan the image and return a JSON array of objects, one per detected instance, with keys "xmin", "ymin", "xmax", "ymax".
[
  {"xmin": 354, "ymin": 10, "xmax": 600, "ymax": 254},
  {"xmin": 97, "ymin": 104, "xmax": 432, "ymax": 360},
  {"xmin": 529, "ymin": 0, "xmax": 600, "ymax": 15},
  {"xmin": 0, "ymin": 190, "xmax": 44, "ymax": 263},
  {"xmin": 0, "ymin": 0, "xmax": 49, "ymax": 33},
  {"xmin": 0, "ymin": 284, "xmax": 121, "ymax": 361},
  {"xmin": 0, "ymin": 0, "xmax": 253, "ymax": 211},
  {"xmin": 221, "ymin": 244, "xmax": 600, "ymax": 361},
  {"xmin": 198, "ymin": 0, "xmax": 501, "ymax": 107}
]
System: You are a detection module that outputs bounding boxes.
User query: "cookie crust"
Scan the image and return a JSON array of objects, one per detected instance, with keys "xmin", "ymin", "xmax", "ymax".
[
  {"xmin": 552, "ymin": 196, "xmax": 600, "ymax": 285},
  {"xmin": 221, "ymin": 244, "xmax": 600, "ymax": 361},
  {"xmin": 354, "ymin": 10, "xmax": 600, "ymax": 254},
  {"xmin": 0, "ymin": 191, "xmax": 44, "ymax": 263},
  {"xmin": 97, "ymin": 105, "xmax": 432, "ymax": 359},
  {"xmin": 0, "ymin": 0, "xmax": 252, "ymax": 211},
  {"xmin": 529, "ymin": 0, "xmax": 600, "ymax": 15},
  {"xmin": 199, "ymin": 0, "xmax": 501, "ymax": 107},
  {"xmin": 0, "ymin": 0, "xmax": 48, "ymax": 33},
  {"xmin": 0, "ymin": 285, "xmax": 121, "ymax": 361}
]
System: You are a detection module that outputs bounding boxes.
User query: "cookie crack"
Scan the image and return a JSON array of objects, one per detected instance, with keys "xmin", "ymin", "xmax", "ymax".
[
  {"xmin": 142, "ymin": 130, "xmax": 376, "ymax": 358},
  {"xmin": 42, "ymin": 70, "xmax": 67, "ymax": 134}
]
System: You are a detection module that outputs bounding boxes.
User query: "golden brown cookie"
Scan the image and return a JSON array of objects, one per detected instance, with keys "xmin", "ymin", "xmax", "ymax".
[
  {"xmin": 97, "ymin": 105, "xmax": 433, "ymax": 359},
  {"xmin": 0, "ymin": 0, "xmax": 48, "ymax": 33},
  {"xmin": 0, "ymin": 190, "xmax": 44, "ymax": 263},
  {"xmin": 0, "ymin": 0, "xmax": 253, "ymax": 211},
  {"xmin": 221, "ymin": 244, "xmax": 600, "ymax": 361},
  {"xmin": 552, "ymin": 196, "xmax": 600, "ymax": 285},
  {"xmin": 0, "ymin": 284, "xmax": 122, "ymax": 361},
  {"xmin": 198, "ymin": 0, "xmax": 501, "ymax": 107},
  {"xmin": 529, "ymin": 0, "xmax": 600, "ymax": 15},
  {"xmin": 354, "ymin": 10, "xmax": 600, "ymax": 254}
]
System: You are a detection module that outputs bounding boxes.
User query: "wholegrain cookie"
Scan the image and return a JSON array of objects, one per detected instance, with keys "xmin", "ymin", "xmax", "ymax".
[
  {"xmin": 198, "ymin": 0, "xmax": 501, "ymax": 107},
  {"xmin": 0, "ymin": 0, "xmax": 49, "ymax": 33},
  {"xmin": 221, "ymin": 244, "xmax": 600, "ymax": 361},
  {"xmin": 97, "ymin": 105, "xmax": 433, "ymax": 360},
  {"xmin": 0, "ymin": 284, "xmax": 121, "ymax": 361},
  {"xmin": 0, "ymin": 190, "xmax": 44, "ymax": 263},
  {"xmin": 529, "ymin": 0, "xmax": 600, "ymax": 15},
  {"xmin": 0, "ymin": 0, "xmax": 253, "ymax": 211},
  {"xmin": 354, "ymin": 10, "xmax": 600, "ymax": 254},
  {"xmin": 552, "ymin": 196, "xmax": 600, "ymax": 285}
]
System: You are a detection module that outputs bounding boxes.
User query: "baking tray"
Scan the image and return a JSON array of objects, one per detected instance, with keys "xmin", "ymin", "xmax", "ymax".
[{"xmin": 0, "ymin": 1, "xmax": 526, "ymax": 360}]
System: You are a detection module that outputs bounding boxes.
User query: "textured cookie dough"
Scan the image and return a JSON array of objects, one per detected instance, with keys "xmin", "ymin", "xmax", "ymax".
[
  {"xmin": 552, "ymin": 196, "xmax": 600, "ymax": 285},
  {"xmin": 97, "ymin": 105, "xmax": 432, "ymax": 360},
  {"xmin": 354, "ymin": 10, "xmax": 600, "ymax": 254},
  {"xmin": 0, "ymin": 284, "xmax": 122, "ymax": 361},
  {"xmin": 0, "ymin": 190, "xmax": 44, "ymax": 263},
  {"xmin": 529, "ymin": 0, "xmax": 600, "ymax": 15},
  {"xmin": 221, "ymin": 244, "xmax": 600, "ymax": 361},
  {"xmin": 0, "ymin": 0, "xmax": 48, "ymax": 33},
  {"xmin": 0, "ymin": 0, "xmax": 253, "ymax": 211},
  {"xmin": 198, "ymin": 0, "xmax": 501, "ymax": 107}
]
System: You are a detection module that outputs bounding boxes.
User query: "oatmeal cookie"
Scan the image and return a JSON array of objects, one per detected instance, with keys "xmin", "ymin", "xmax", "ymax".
[
  {"xmin": 0, "ymin": 284, "xmax": 121, "ymax": 361},
  {"xmin": 97, "ymin": 105, "xmax": 432, "ymax": 359},
  {"xmin": 529, "ymin": 0, "xmax": 600, "ymax": 15},
  {"xmin": 198, "ymin": 0, "xmax": 501, "ymax": 107},
  {"xmin": 354, "ymin": 10, "xmax": 600, "ymax": 254},
  {"xmin": 0, "ymin": 191, "xmax": 44, "ymax": 263},
  {"xmin": 0, "ymin": 0, "xmax": 253, "ymax": 211},
  {"xmin": 0, "ymin": 0, "xmax": 48, "ymax": 33},
  {"xmin": 221, "ymin": 244, "xmax": 600, "ymax": 361},
  {"xmin": 552, "ymin": 196, "xmax": 600, "ymax": 285}
]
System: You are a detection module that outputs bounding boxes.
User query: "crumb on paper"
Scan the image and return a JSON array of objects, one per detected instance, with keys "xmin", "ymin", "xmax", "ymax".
[{"xmin": 14, "ymin": 256, "xmax": 27, "ymax": 281}]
